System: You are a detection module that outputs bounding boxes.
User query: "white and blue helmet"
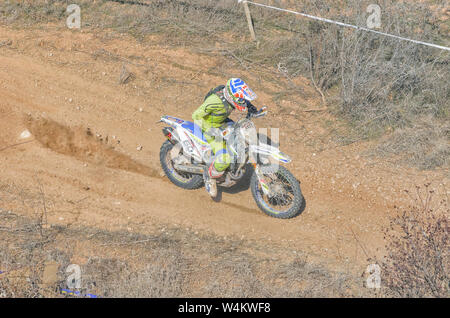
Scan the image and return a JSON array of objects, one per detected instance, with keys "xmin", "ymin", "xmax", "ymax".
[{"xmin": 224, "ymin": 78, "xmax": 257, "ymax": 112}]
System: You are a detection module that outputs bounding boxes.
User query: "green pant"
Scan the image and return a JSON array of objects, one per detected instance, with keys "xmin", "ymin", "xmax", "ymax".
[{"xmin": 205, "ymin": 135, "xmax": 231, "ymax": 172}]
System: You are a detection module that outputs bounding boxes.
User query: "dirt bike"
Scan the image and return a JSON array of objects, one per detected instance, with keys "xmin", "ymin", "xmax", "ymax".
[{"xmin": 157, "ymin": 108, "xmax": 304, "ymax": 219}]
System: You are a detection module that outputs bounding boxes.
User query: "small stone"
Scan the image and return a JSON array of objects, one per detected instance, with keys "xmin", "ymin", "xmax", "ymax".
[
  {"xmin": 137, "ymin": 146, "xmax": 143, "ymax": 151},
  {"xmin": 20, "ymin": 130, "xmax": 31, "ymax": 139},
  {"xmin": 138, "ymin": 107, "xmax": 143, "ymax": 112}
]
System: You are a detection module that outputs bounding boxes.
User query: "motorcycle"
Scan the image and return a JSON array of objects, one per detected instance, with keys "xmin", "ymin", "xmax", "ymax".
[{"xmin": 157, "ymin": 108, "xmax": 304, "ymax": 219}]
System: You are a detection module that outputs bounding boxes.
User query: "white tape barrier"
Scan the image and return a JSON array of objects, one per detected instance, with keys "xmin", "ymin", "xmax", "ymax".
[{"xmin": 238, "ymin": 0, "xmax": 450, "ymax": 52}]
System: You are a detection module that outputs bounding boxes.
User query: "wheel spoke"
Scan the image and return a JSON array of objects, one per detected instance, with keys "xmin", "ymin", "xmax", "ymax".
[
  {"xmin": 166, "ymin": 146, "xmax": 194, "ymax": 181},
  {"xmin": 259, "ymin": 170, "xmax": 296, "ymax": 212}
]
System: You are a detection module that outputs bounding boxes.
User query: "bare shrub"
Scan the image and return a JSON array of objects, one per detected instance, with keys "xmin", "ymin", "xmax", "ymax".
[
  {"xmin": 0, "ymin": 209, "xmax": 71, "ymax": 298},
  {"xmin": 235, "ymin": 0, "xmax": 450, "ymax": 168},
  {"xmin": 382, "ymin": 185, "xmax": 449, "ymax": 297}
]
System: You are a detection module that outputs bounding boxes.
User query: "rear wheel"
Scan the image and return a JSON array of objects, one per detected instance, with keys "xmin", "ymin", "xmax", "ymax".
[
  {"xmin": 159, "ymin": 140, "xmax": 203, "ymax": 190},
  {"xmin": 250, "ymin": 165, "xmax": 304, "ymax": 219}
]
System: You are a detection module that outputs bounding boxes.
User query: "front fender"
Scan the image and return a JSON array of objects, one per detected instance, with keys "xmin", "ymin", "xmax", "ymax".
[{"xmin": 249, "ymin": 144, "xmax": 291, "ymax": 163}]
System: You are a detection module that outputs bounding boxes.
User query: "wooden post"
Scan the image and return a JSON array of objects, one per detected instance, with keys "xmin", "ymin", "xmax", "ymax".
[{"xmin": 243, "ymin": 1, "xmax": 257, "ymax": 43}]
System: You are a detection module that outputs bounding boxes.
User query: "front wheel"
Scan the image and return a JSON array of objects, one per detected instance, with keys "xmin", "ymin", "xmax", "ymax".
[{"xmin": 250, "ymin": 165, "xmax": 304, "ymax": 219}]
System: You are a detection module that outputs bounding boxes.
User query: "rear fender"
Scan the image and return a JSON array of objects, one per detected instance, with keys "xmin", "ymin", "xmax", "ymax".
[
  {"xmin": 160, "ymin": 115, "xmax": 184, "ymax": 127},
  {"xmin": 162, "ymin": 127, "xmax": 180, "ymax": 144}
]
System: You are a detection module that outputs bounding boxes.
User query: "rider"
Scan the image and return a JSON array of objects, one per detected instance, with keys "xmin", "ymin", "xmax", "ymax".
[{"xmin": 192, "ymin": 78, "xmax": 260, "ymax": 198}]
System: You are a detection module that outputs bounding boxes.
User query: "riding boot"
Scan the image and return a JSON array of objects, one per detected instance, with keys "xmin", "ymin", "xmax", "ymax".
[{"xmin": 204, "ymin": 162, "xmax": 224, "ymax": 198}]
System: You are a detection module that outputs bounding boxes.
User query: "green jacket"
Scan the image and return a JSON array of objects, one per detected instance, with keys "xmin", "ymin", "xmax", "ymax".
[{"xmin": 192, "ymin": 93, "xmax": 233, "ymax": 132}]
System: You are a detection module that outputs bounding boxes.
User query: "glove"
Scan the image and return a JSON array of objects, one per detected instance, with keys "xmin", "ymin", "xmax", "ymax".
[
  {"xmin": 248, "ymin": 104, "xmax": 268, "ymax": 118},
  {"xmin": 247, "ymin": 103, "xmax": 258, "ymax": 114}
]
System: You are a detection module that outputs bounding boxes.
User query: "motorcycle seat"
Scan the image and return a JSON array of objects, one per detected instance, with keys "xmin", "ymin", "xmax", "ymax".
[{"xmin": 181, "ymin": 121, "xmax": 208, "ymax": 142}]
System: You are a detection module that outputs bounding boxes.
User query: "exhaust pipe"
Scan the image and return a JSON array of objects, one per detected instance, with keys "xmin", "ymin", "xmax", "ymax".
[{"xmin": 173, "ymin": 164, "xmax": 204, "ymax": 175}]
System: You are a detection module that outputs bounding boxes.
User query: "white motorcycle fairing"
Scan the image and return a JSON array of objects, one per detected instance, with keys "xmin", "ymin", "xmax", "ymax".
[{"xmin": 160, "ymin": 115, "xmax": 212, "ymax": 164}]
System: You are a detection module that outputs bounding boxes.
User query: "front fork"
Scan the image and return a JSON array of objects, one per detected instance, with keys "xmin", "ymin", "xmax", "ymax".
[{"xmin": 253, "ymin": 164, "xmax": 271, "ymax": 196}]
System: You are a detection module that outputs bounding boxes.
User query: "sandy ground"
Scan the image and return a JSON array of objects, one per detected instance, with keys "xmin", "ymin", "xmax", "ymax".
[{"xmin": 0, "ymin": 24, "xmax": 448, "ymax": 276}]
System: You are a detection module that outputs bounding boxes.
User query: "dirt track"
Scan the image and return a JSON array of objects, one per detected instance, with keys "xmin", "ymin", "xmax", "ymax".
[{"xmin": 1, "ymin": 25, "xmax": 448, "ymax": 275}]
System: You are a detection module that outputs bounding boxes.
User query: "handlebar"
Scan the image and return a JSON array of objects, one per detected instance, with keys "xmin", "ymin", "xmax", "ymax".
[{"xmin": 246, "ymin": 106, "xmax": 268, "ymax": 119}]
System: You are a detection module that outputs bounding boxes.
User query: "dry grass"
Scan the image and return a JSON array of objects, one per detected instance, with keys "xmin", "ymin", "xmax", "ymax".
[
  {"xmin": 373, "ymin": 117, "xmax": 450, "ymax": 169},
  {"xmin": 0, "ymin": 212, "xmax": 365, "ymax": 298},
  {"xmin": 0, "ymin": 181, "xmax": 366, "ymax": 298}
]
